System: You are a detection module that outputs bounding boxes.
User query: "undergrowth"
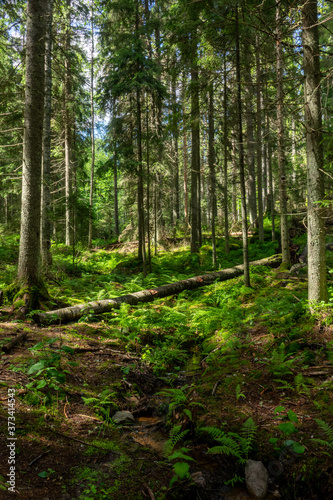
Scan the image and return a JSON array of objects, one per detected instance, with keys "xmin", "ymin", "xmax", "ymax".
[{"xmin": 1, "ymin": 230, "xmax": 333, "ymax": 498}]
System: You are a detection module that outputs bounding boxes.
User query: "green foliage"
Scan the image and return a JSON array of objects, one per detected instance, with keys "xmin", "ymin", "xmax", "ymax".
[
  {"xmin": 203, "ymin": 417, "xmax": 257, "ymax": 465},
  {"xmin": 312, "ymin": 419, "xmax": 333, "ymax": 454},
  {"xmin": 269, "ymin": 406, "xmax": 305, "ymax": 455},
  {"xmin": 266, "ymin": 343, "xmax": 298, "ymax": 376},
  {"xmin": 25, "ymin": 338, "xmax": 74, "ymax": 404},
  {"xmin": 81, "ymin": 389, "xmax": 118, "ymax": 424},
  {"xmin": 157, "ymin": 386, "xmax": 205, "ymax": 424},
  {"xmin": 163, "ymin": 425, "xmax": 194, "ymax": 487}
]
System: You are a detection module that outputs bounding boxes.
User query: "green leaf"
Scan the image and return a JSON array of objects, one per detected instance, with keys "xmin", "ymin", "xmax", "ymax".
[
  {"xmin": 36, "ymin": 380, "xmax": 47, "ymax": 389},
  {"xmin": 38, "ymin": 471, "xmax": 49, "ymax": 478},
  {"xmin": 269, "ymin": 438, "xmax": 279, "ymax": 444},
  {"xmin": 61, "ymin": 345, "xmax": 75, "ymax": 354},
  {"xmin": 287, "ymin": 410, "xmax": 298, "ymax": 424},
  {"xmin": 168, "ymin": 451, "xmax": 195, "ymax": 462},
  {"xmin": 183, "ymin": 408, "xmax": 192, "ymax": 421},
  {"xmin": 30, "ymin": 342, "xmax": 45, "ymax": 351},
  {"xmin": 27, "ymin": 360, "xmax": 48, "ymax": 375},
  {"xmin": 173, "ymin": 462, "xmax": 190, "ymax": 479},
  {"xmin": 291, "ymin": 441, "xmax": 305, "ymax": 454},
  {"xmin": 169, "ymin": 475, "xmax": 179, "ymax": 487},
  {"xmin": 274, "ymin": 405, "xmax": 285, "ymax": 415},
  {"xmin": 284, "ymin": 439, "xmax": 294, "ymax": 447},
  {"xmin": 279, "ymin": 422, "xmax": 296, "ymax": 436}
]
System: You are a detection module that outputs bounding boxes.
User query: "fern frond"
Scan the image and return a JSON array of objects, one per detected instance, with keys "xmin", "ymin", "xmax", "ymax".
[
  {"xmin": 168, "ymin": 450, "xmax": 195, "ymax": 462},
  {"xmin": 312, "ymin": 438, "xmax": 333, "ymax": 449},
  {"xmin": 240, "ymin": 417, "xmax": 257, "ymax": 457},
  {"xmin": 201, "ymin": 425, "xmax": 227, "ymax": 441},
  {"xmin": 164, "ymin": 425, "xmax": 190, "ymax": 456},
  {"xmin": 315, "ymin": 419, "xmax": 333, "ymax": 445}
]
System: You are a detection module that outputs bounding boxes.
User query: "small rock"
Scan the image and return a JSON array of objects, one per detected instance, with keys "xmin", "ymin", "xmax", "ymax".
[
  {"xmin": 290, "ymin": 263, "xmax": 306, "ymax": 275},
  {"xmin": 245, "ymin": 459, "xmax": 268, "ymax": 499},
  {"xmin": 112, "ymin": 410, "xmax": 135, "ymax": 424},
  {"xmin": 191, "ymin": 471, "xmax": 206, "ymax": 487}
]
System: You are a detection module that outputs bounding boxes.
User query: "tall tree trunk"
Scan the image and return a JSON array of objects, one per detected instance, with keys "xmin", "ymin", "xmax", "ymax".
[
  {"xmin": 146, "ymin": 100, "xmax": 152, "ymax": 273},
  {"xmin": 41, "ymin": 0, "xmax": 53, "ymax": 269},
  {"xmin": 190, "ymin": 31, "xmax": 201, "ymax": 253},
  {"xmin": 136, "ymin": 1, "xmax": 146, "ymax": 275},
  {"xmin": 276, "ymin": 0, "xmax": 290, "ymax": 265},
  {"xmin": 18, "ymin": 0, "xmax": 47, "ymax": 288},
  {"xmin": 267, "ymin": 114, "xmax": 276, "ymax": 242},
  {"xmin": 302, "ymin": 0, "xmax": 327, "ymax": 306},
  {"xmin": 256, "ymin": 36, "xmax": 264, "ymax": 241},
  {"xmin": 172, "ymin": 72, "xmax": 180, "ymax": 224},
  {"xmin": 114, "ymin": 163, "xmax": 119, "ymax": 237},
  {"xmin": 235, "ymin": 6, "xmax": 250, "ymax": 287},
  {"xmin": 88, "ymin": 0, "xmax": 95, "ymax": 248},
  {"xmin": 223, "ymin": 54, "xmax": 230, "ymax": 253},
  {"xmin": 244, "ymin": 49, "xmax": 257, "ymax": 227},
  {"xmin": 232, "ymin": 133, "xmax": 237, "ymax": 223},
  {"xmin": 208, "ymin": 84, "xmax": 217, "ymax": 266},
  {"xmin": 183, "ymin": 75, "xmax": 189, "ymax": 228},
  {"xmin": 64, "ymin": 0, "xmax": 72, "ymax": 247}
]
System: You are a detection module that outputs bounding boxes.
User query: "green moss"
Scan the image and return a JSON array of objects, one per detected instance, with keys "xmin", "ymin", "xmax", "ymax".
[{"xmin": 279, "ymin": 262, "xmax": 291, "ymax": 272}]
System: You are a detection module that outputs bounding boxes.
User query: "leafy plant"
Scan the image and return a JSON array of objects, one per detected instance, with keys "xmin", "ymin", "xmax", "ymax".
[
  {"xmin": 269, "ymin": 406, "xmax": 305, "ymax": 455},
  {"xmin": 267, "ymin": 342, "xmax": 297, "ymax": 376},
  {"xmin": 312, "ymin": 419, "xmax": 333, "ymax": 455},
  {"xmin": 200, "ymin": 418, "xmax": 257, "ymax": 486},
  {"xmin": 38, "ymin": 468, "xmax": 56, "ymax": 479},
  {"xmin": 82, "ymin": 389, "xmax": 118, "ymax": 427},
  {"xmin": 157, "ymin": 386, "xmax": 204, "ymax": 423},
  {"xmin": 164, "ymin": 424, "xmax": 194, "ymax": 487},
  {"xmin": 26, "ymin": 338, "xmax": 75, "ymax": 404},
  {"xmin": 235, "ymin": 383, "xmax": 246, "ymax": 400}
]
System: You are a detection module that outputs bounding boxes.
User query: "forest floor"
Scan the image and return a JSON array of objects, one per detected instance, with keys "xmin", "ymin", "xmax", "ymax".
[{"xmin": 0, "ymin": 232, "xmax": 333, "ymax": 499}]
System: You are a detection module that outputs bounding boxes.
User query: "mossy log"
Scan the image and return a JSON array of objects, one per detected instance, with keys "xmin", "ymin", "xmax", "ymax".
[{"xmin": 34, "ymin": 254, "xmax": 282, "ymax": 326}]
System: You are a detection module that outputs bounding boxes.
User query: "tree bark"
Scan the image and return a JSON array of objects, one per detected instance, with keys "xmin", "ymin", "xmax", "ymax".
[
  {"xmin": 276, "ymin": 0, "xmax": 290, "ymax": 265},
  {"xmin": 302, "ymin": 0, "xmax": 327, "ymax": 306},
  {"xmin": 41, "ymin": 0, "xmax": 53, "ymax": 269},
  {"xmin": 244, "ymin": 48, "xmax": 257, "ymax": 227},
  {"xmin": 183, "ymin": 75, "xmax": 189, "ymax": 228},
  {"xmin": 256, "ymin": 36, "xmax": 264, "ymax": 241},
  {"xmin": 114, "ymin": 163, "xmax": 119, "ymax": 236},
  {"xmin": 208, "ymin": 84, "xmax": 217, "ymax": 266},
  {"xmin": 17, "ymin": 0, "xmax": 47, "ymax": 286},
  {"xmin": 64, "ymin": 0, "xmax": 73, "ymax": 247},
  {"xmin": 190, "ymin": 27, "xmax": 201, "ymax": 253},
  {"xmin": 34, "ymin": 254, "xmax": 282, "ymax": 325},
  {"xmin": 88, "ymin": 0, "xmax": 95, "ymax": 248},
  {"xmin": 235, "ymin": 6, "xmax": 250, "ymax": 287},
  {"xmin": 223, "ymin": 54, "xmax": 230, "ymax": 253}
]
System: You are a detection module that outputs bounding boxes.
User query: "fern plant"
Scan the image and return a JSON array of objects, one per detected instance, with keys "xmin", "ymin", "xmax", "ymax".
[
  {"xmin": 203, "ymin": 417, "xmax": 257, "ymax": 465},
  {"xmin": 164, "ymin": 425, "xmax": 195, "ymax": 487},
  {"xmin": 157, "ymin": 386, "xmax": 205, "ymax": 422},
  {"xmin": 312, "ymin": 419, "xmax": 333, "ymax": 455}
]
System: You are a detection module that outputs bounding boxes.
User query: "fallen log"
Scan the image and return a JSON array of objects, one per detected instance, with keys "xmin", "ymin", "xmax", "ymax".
[
  {"xmin": 34, "ymin": 254, "xmax": 282, "ymax": 326},
  {"xmin": 1, "ymin": 331, "xmax": 29, "ymax": 353}
]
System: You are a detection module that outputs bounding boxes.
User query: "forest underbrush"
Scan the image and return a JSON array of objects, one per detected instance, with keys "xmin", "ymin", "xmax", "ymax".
[{"xmin": 0, "ymin": 232, "xmax": 333, "ymax": 499}]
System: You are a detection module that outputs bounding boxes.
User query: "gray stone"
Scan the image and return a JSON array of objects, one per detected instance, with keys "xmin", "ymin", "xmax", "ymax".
[
  {"xmin": 191, "ymin": 471, "xmax": 206, "ymax": 487},
  {"xmin": 245, "ymin": 459, "xmax": 268, "ymax": 499},
  {"xmin": 112, "ymin": 410, "xmax": 135, "ymax": 424}
]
